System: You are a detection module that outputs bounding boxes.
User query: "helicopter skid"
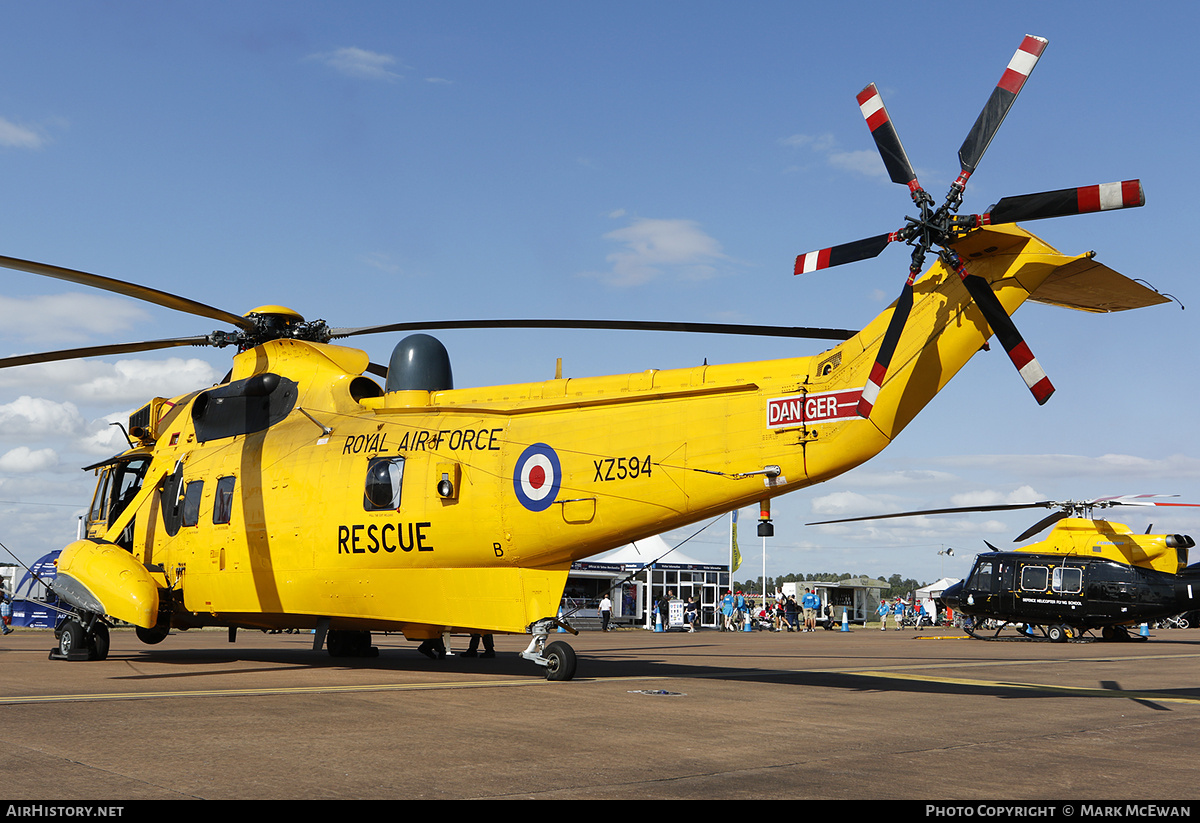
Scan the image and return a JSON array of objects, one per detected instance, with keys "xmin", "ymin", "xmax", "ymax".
[{"xmin": 963, "ymin": 620, "xmax": 1146, "ymax": 643}]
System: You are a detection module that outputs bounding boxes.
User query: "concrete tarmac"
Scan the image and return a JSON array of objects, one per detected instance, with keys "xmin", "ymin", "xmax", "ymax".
[{"xmin": 1, "ymin": 624, "xmax": 1198, "ymax": 800}]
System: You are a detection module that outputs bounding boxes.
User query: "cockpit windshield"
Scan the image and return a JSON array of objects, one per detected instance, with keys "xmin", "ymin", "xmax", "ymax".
[{"xmin": 86, "ymin": 455, "xmax": 152, "ymax": 540}]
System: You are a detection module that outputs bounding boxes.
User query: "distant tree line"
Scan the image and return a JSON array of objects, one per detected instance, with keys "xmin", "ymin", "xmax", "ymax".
[{"xmin": 733, "ymin": 573, "xmax": 927, "ymax": 600}]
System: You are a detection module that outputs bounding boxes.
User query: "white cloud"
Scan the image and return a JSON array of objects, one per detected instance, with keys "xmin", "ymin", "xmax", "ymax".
[
  {"xmin": 948, "ymin": 484, "xmax": 1045, "ymax": 508},
  {"xmin": 72, "ymin": 358, "xmax": 217, "ymax": 405},
  {"xmin": 0, "ymin": 117, "xmax": 45, "ymax": 149},
  {"xmin": 781, "ymin": 131, "xmax": 887, "ymax": 180},
  {"xmin": 809, "ymin": 490, "xmax": 893, "ymax": 517},
  {"xmin": 0, "ymin": 294, "xmax": 149, "ymax": 344},
  {"xmin": 0, "ymin": 357, "xmax": 217, "ymax": 407},
  {"xmin": 827, "ymin": 149, "xmax": 887, "ymax": 178},
  {"xmin": 933, "ymin": 453, "xmax": 1200, "ymax": 481},
  {"xmin": 779, "ymin": 133, "xmax": 836, "ymax": 152},
  {"xmin": 309, "ymin": 47, "xmax": 401, "ymax": 81},
  {"xmin": 0, "ymin": 446, "xmax": 58, "ymax": 473},
  {"xmin": 78, "ymin": 411, "xmax": 138, "ymax": 456},
  {"xmin": 0, "ymin": 396, "xmax": 85, "ymax": 438},
  {"xmin": 588, "ymin": 217, "xmax": 729, "ymax": 287}
]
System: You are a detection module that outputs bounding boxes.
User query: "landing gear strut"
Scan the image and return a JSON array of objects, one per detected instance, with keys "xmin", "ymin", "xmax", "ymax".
[{"xmin": 520, "ymin": 616, "xmax": 579, "ymax": 680}]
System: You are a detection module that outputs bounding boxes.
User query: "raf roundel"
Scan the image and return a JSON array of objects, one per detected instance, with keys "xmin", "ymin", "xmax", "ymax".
[{"xmin": 513, "ymin": 443, "xmax": 562, "ymax": 512}]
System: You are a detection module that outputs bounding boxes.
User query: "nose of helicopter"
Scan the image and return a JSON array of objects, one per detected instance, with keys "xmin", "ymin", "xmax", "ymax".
[{"xmin": 938, "ymin": 581, "xmax": 965, "ymax": 613}]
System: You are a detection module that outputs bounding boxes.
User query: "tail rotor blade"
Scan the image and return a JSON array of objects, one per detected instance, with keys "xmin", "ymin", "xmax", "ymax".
[
  {"xmin": 947, "ymin": 251, "xmax": 1054, "ymax": 405},
  {"xmin": 955, "ymin": 35, "xmax": 1048, "ymax": 190},
  {"xmin": 794, "ymin": 231, "xmax": 899, "ymax": 275},
  {"xmin": 857, "ymin": 272, "xmax": 917, "ymax": 418},
  {"xmin": 978, "ymin": 180, "xmax": 1144, "ymax": 225},
  {"xmin": 857, "ymin": 83, "xmax": 924, "ymax": 197}
]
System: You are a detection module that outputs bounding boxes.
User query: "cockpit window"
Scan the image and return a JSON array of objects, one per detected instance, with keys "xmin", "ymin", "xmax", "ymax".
[
  {"xmin": 86, "ymin": 456, "xmax": 151, "ymax": 532},
  {"xmin": 364, "ymin": 457, "xmax": 405, "ymax": 511},
  {"xmin": 88, "ymin": 470, "xmax": 113, "ymax": 528},
  {"xmin": 967, "ymin": 561, "xmax": 994, "ymax": 591}
]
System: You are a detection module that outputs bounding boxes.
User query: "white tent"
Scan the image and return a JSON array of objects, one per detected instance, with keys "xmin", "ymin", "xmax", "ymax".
[
  {"xmin": 916, "ymin": 577, "xmax": 961, "ymax": 622},
  {"xmin": 592, "ymin": 534, "xmax": 709, "ymax": 568}
]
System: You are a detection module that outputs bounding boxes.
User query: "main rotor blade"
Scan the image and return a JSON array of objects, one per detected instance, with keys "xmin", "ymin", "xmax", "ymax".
[
  {"xmin": 0, "ymin": 336, "xmax": 214, "ymax": 369},
  {"xmin": 0, "ymin": 254, "xmax": 256, "ymax": 332},
  {"xmin": 857, "ymin": 273, "xmax": 915, "ymax": 418},
  {"xmin": 807, "ymin": 500, "xmax": 1054, "ymax": 526},
  {"xmin": 794, "ymin": 232, "xmax": 898, "ymax": 275},
  {"xmin": 945, "ymin": 251, "xmax": 1054, "ymax": 405},
  {"xmin": 329, "ymin": 319, "xmax": 857, "ymax": 341},
  {"xmin": 1013, "ymin": 510, "xmax": 1070, "ymax": 542},
  {"xmin": 957, "ymin": 35, "xmax": 1048, "ymax": 181},
  {"xmin": 979, "ymin": 180, "xmax": 1144, "ymax": 225},
  {"xmin": 857, "ymin": 83, "xmax": 923, "ymax": 195}
]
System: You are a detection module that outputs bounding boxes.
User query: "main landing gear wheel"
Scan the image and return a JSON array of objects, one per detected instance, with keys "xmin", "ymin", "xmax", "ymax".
[
  {"xmin": 520, "ymin": 616, "xmax": 580, "ymax": 680},
  {"xmin": 327, "ymin": 629, "xmax": 378, "ymax": 658},
  {"xmin": 1047, "ymin": 624, "xmax": 1069, "ymax": 643}
]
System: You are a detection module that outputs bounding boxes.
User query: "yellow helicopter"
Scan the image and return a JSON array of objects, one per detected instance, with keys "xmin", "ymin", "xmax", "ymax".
[
  {"xmin": 0, "ymin": 34, "xmax": 1171, "ymax": 678},
  {"xmin": 809, "ymin": 496, "xmax": 1200, "ymax": 641}
]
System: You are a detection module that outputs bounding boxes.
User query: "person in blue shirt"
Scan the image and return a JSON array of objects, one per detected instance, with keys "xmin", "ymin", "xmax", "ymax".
[
  {"xmin": 801, "ymin": 588, "xmax": 820, "ymax": 632},
  {"xmin": 721, "ymin": 590, "xmax": 736, "ymax": 632},
  {"xmin": 877, "ymin": 598, "xmax": 890, "ymax": 631},
  {"xmin": 1, "ymin": 589, "xmax": 12, "ymax": 635}
]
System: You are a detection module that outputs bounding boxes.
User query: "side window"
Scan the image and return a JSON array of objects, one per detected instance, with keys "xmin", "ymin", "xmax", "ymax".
[
  {"xmin": 364, "ymin": 457, "xmax": 405, "ymax": 511},
  {"xmin": 213, "ymin": 476, "xmax": 236, "ymax": 525},
  {"xmin": 1052, "ymin": 566, "xmax": 1083, "ymax": 595},
  {"xmin": 182, "ymin": 481, "xmax": 204, "ymax": 528},
  {"xmin": 1020, "ymin": 565, "xmax": 1049, "ymax": 592}
]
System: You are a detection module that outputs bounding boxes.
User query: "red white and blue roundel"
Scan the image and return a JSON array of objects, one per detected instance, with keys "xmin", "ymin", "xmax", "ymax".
[{"xmin": 513, "ymin": 443, "xmax": 561, "ymax": 512}]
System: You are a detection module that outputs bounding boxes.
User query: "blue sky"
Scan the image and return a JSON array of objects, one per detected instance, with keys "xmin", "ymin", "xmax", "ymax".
[{"xmin": 1, "ymin": 2, "xmax": 1197, "ymax": 585}]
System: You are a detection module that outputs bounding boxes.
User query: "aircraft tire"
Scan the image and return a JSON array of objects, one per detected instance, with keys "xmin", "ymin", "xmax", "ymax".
[
  {"xmin": 58, "ymin": 620, "xmax": 86, "ymax": 657},
  {"xmin": 88, "ymin": 623, "xmax": 110, "ymax": 661},
  {"xmin": 1047, "ymin": 625, "xmax": 1067, "ymax": 643},
  {"xmin": 136, "ymin": 625, "xmax": 169, "ymax": 645},
  {"xmin": 543, "ymin": 640, "xmax": 577, "ymax": 681},
  {"xmin": 327, "ymin": 629, "xmax": 375, "ymax": 658}
]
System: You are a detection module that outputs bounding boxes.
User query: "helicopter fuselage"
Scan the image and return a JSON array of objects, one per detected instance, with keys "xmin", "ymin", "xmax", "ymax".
[
  {"xmin": 53, "ymin": 226, "xmax": 1166, "ymax": 649},
  {"xmin": 941, "ymin": 542, "xmax": 1200, "ymax": 633}
]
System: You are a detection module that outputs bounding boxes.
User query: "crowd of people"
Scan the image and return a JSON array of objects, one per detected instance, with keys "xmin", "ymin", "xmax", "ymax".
[
  {"xmin": 711, "ymin": 588, "xmax": 829, "ymax": 633},
  {"xmin": 624, "ymin": 587, "xmax": 946, "ymax": 633},
  {"xmin": 876, "ymin": 596, "xmax": 938, "ymax": 630}
]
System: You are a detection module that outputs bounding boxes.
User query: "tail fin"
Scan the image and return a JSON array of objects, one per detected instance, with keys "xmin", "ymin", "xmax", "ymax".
[{"xmin": 815, "ymin": 224, "xmax": 1158, "ymax": 442}]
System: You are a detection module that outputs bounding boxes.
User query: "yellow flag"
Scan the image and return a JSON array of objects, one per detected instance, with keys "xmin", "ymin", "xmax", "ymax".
[{"xmin": 730, "ymin": 509, "xmax": 742, "ymax": 573}]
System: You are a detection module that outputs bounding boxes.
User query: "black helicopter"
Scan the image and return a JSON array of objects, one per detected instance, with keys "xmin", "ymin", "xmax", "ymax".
[{"xmin": 809, "ymin": 495, "xmax": 1200, "ymax": 641}]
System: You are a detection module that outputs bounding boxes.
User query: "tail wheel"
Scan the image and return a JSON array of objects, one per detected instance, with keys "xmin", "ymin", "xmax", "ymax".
[{"xmin": 543, "ymin": 640, "xmax": 577, "ymax": 681}]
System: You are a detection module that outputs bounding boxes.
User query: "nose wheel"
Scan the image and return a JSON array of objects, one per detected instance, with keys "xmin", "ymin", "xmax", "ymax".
[{"xmin": 52, "ymin": 614, "xmax": 111, "ymax": 661}]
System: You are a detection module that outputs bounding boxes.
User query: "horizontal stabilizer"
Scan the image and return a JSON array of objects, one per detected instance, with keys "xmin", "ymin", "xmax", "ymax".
[{"xmin": 1031, "ymin": 257, "xmax": 1171, "ymax": 313}]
